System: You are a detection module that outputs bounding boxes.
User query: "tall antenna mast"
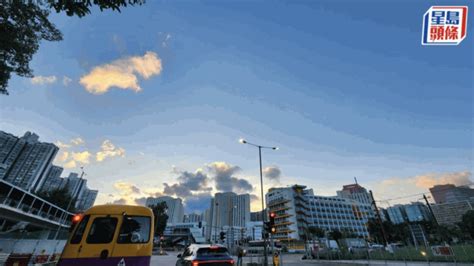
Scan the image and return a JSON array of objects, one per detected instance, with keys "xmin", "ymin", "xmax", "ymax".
[{"xmin": 354, "ymin": 176, "xmax": 358, "ymax": 185}]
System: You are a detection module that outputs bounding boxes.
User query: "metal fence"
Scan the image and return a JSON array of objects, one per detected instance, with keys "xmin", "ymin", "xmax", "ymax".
[{"xmin": 305, "ymin": 244, "xmax": 474, "ymax": 264}]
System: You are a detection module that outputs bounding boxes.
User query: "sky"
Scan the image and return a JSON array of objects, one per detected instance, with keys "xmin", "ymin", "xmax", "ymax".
[{"xmin": 0, "ymin": 0, "xmax": 472, "ymax": 213}]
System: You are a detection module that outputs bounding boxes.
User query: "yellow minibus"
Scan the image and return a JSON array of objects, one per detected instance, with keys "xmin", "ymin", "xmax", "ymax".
[{"xmin": 58, "ymin": 205, "xmax": 154, "ymax": 266}]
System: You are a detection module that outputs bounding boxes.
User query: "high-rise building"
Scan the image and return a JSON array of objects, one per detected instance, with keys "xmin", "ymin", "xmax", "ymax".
[
  {"xmin": 210, "ymin": 192, "xmax": 250, "ymax": 228},
  {"xmin": 0, "ymin": 131, "xmax": 21, "ymax": 175},
  {"xmin": 307, "ymin": 195, "xmax": 374, "ymax": 238},
  {"xmin": 385, "ymin": 203, "xmax": 431, "ymax": 224},
  {"xmin": 207, "ymin": 192, "xmax": 250, "ymax": 241},
  {"xmin": 337, "ymin": 183, "xmax": 372, "ymax": 205},
  {"xmin": 430, "ymin": 184, "xmax": 474, "ymax": 204},
  {"xmin": 77, "ymin": 189, "xmax": 98, "ymax": 211},
  {"xmin": 404, "ymin": 202, "xmax": 431, "ymax": 223},
  {"xmin": 250, "ymin": 211, "xmax": 264, "ymax": 222},
  {"xmin": 428, "ymin": 184, "xmax": 474, "ymax": 227},
  {"xmin": 379, "ymin": 208, "xmax": 389, "ymax": 222},
  {"xmin": 0, "ymin": 130, "xmax": 98, "ymax": 211},
  {"xmin": 40, "ymin": 171, "xmax": 97, "ymax": 211},
  {"xmin": 64, "ymin": 173, "xmax": 87, "ymax": 203},
  {"xmin": 265, "ymin": 185, "xmax": 311, "ymax": 241},
  {"xmin": 0, "ymin": 131, "xmax": 58, "ymax": 192},
  {"xmin": 430, "ymin": 184, "xmax": 455, "ymax": 204},
  {"xmin": 40, "ymin": 165, "xmax": 65, "ymax": 192},
  {"xmin": 386, "ymin": 205, "xmax": 407, "ymax": 224},
  {"xmin": 146, "ymin": 196, "xmax": 184, "ymax": 224},
  {"xmin": 431, "ymin": 199, "xmax": 474, "ymax": 226}
]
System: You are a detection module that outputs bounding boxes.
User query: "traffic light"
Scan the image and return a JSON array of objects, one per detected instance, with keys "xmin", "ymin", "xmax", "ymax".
[
  {"xmin": 220, "ymin": 232, "xmax": 226, "ymax": 241},
  {"xmin": 268, "ymin": 212, "xmax": 276, "ymax": 234},
  {"xmin": 269, "ymin": 212, "xmax": 276, "ymax": 226},
  {"xmin": 262, "ymin": 232, "xmax": 269, "ymax": 239}
]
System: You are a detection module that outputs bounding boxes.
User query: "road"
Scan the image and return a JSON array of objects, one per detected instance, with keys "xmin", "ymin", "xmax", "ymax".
[
  {"xmin": 150, "ymin": 252, "xmax": 315, "ymax": 266},
  {"xmin": 150, "ymin": 252, "xmax": 470, "ymax": 266}
]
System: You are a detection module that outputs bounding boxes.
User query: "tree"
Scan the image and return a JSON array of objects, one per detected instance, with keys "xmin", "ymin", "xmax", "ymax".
[
  {"xmin": 390, "ymin": 223, "xmax": 410, "ymax": 244},
  {"xmin": 0, "ymin": 0, "xmax": 144, "ymax": 95},
  {"xmin": 367, "ymin": 218, "xmax": 390, "ymax": 243},
  {"xmin": 329, "ymin": 230, "xmax": 343, "ymax": 244},
  {"xmin": 461, "ymin": 210, "xmax": 474, "ymax": 238},
  {"xmin": 308, "ymin": 226, "xmax": 325, "ymax": 239},
  {"xmin": 37, "ymin": 187, "xmax": 75, "ymax": 211},
  {"xmin": 150, "ymin": 202, "xmax": 168, "ymax": 236},
  {"xmin": 341, "ymin": 228, "xmax": 357, "ymax": 239}
]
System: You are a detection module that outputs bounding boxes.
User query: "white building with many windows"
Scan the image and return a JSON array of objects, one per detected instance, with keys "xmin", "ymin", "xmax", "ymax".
[
  {"xmin": 0, "ymin": 131, "xmax": 58, "ymax": 192},
  {"xmin": 266, "ymin": 183, "xmax": 375, "ymax": 241},
  {"xmin": 307, "ymin": 195, "xmax": 374, "ymax": 238},
  {"xmin": 146, "ymin": 196, "xmax": 184, "ymax": 224},
  {"xmin": 265, "ymin": 185, "xmax": 312, "ymax": 241},
  {"xmin": 206, "ymin": 192, "xmax": 251, "ymax": 242}
]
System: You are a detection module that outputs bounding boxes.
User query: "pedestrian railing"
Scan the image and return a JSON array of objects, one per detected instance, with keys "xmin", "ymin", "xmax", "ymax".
[{"xmin": 304, "ymin": 244, "xmax": 474, "ymax": 264}]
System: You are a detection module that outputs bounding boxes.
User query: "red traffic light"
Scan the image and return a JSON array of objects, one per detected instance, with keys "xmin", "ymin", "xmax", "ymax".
[{"xmin": 270, "ymin": 212, "xmax": 276, "ymax": 218}]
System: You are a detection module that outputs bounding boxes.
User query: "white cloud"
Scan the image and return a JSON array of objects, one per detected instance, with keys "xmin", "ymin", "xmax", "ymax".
[
  {"xmin": 31, "ymin": 75, "xmax": 57, "ymax": 85},
  {"xmin": 62, "ymin": 76, "xmax": 72, "ymax": 86},
  {"xmin": 55, "ymin": 137, "xmax": 84, "ymax": 148},
  {"xmin": 79, "ymin": 51, "xmax": 162, "ymax": 94},
  {"xmin": 63, "ymin": 160, "xmax": 77, "ymax": 169},
  {"xmin": 54, "ymin": 138, "xmax": 90, "ymax": 168},
  {"xmin": 71, "ymin": 151, "xmax": 91, "ymax": 164},
  {"xmin": 71, "ymin": 137, "xmax": 85, "ymax": 146},
  {"xmin": 372, "ymin": 171, "xmax": 472, "ymax": 204},
  {"xmin": 96, "ymin": 140, "xmax": 126, "ymax": 162},
  {"xmin": 56, "ymin": 151, "xmax": 69, "ymax": 162},
  {"xmin": 114, "ymin": 181, "xmax": 141, "ymax": 195},
  {"xmin": 111, "ymin": 181, "xmax": 144, "ymax": 205},
  {"xmin": 58, "ymin": 151, "xmax": 91, "ymax": 169},
  {"xmin": 380, "ymin": 171, "xmax": 472, "ymax": 190},
  {"xmin": 55, "ymin": 141, "xmax": 71, "ymax": 149}
]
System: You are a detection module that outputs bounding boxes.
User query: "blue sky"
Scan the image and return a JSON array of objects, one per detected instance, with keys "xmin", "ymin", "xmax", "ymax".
[{"xmin": 0, "ymin": 0, "xmax": 472, "ymax": 212}]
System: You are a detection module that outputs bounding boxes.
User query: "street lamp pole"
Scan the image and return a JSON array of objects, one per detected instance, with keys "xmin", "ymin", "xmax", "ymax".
[
  {"xmin": 240, "ymin": 138, "xmax": 278, "ymax": 266},
  {"xmin": 53, "ymin": 166, "xmax": 86, "ymax": 240},
  {"xmin": 258, "ymin": 146, "xmax": 264, "ymax": 221}
]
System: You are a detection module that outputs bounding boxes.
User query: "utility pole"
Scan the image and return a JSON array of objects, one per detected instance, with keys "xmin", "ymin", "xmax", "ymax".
[
  {"xmin": 369, "ymin": 190, "xmax": 388, "ymax": 246},
  {"xmin": 423, "ymin": 194, "xmax": 438, "ymax": 226}
]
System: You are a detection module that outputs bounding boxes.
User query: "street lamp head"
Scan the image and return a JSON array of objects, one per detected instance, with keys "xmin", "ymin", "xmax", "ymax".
[
  {"xmin": 273, "ymin": 147, "xmax": 279, "ymax": 150},
  {"xmin": 239, "ymin": 138, "xmax": 247, "ymax": 144}
]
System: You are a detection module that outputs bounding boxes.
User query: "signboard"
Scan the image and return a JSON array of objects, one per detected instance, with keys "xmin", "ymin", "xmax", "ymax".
[{"xmin": 431, "ymin": 246, "xmax": 454, "ymax": 256}]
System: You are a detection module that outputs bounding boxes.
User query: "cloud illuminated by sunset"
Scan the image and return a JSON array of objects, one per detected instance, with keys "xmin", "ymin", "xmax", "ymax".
[{"xmin": 79, "ymin": 51, "xmax": 162, "ymax": 94}]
